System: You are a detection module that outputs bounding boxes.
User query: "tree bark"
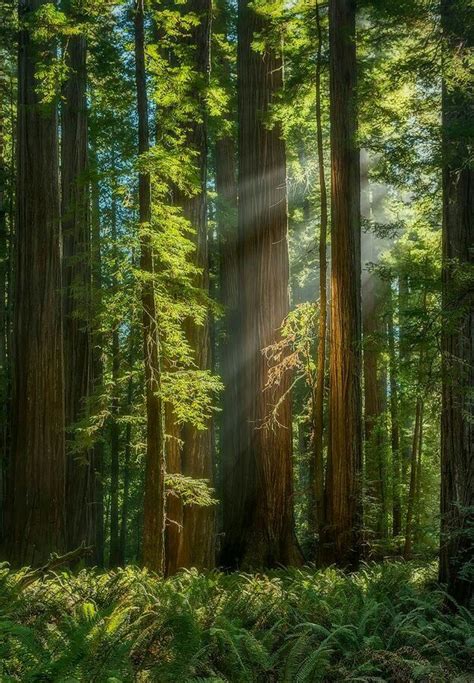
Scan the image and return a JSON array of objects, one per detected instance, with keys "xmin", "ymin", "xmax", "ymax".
[
  {"xmin": 221, "ymin": 0, "xmax": 302, "ymax": 569},
  {"xmin": 169, "ymin": 0, "xmax": 215, "ymax": 572},
  {"xmin": 134, "ymin": 0, "xmax": 166, "ymax": 574},
  {"xmin": 325, "ymin": 0, "xmax": 362, "ymax": 569},
  {"xmin": 61, "ymin": 20, "xmax": 93, "ymax": 552},
  {"xmin": 309, "ymin": 0, "xmax": 328, "ymax": 558},
  {"xmin": 9, "ymin": 0, "xmax": 66, "ymax": 566},
  {"xmin": 439, "ymin": 0, "xmax": 473, "ymax": 608}
]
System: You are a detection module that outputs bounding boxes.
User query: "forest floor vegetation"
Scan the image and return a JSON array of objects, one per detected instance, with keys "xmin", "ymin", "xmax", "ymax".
[{"xmin": 0, "ymin": 560, "xmax": 472, "ymax": 681}]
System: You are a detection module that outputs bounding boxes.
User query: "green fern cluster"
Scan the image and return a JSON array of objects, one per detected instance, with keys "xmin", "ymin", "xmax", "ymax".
[{"xmin": 0, "ymin": 562, "xmax": 472, "ymax": 681}]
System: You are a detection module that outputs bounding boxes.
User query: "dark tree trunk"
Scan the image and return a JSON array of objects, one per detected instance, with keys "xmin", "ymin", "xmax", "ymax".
[
  {"xmin": 439, "ymin": 0, "xmax": 473, "ymax": 608},
  {"xmin": 9, "ymin": 0, "xmax": 66, "ymax": 566},
  {"xmin": 309, "ymin": 0, "xmax": 328, "ymax": 557},
  {"xmin": 221, "ymin": 0, "xmax": 302, "ymax": 569},
  {"xmin": 134, "ymin": 0, "xmax": 165, "ymax": 574},
  {"xmin": 325, "ymin": 0, "xmax": 362, "ymax": 569},
  {"xmin": 61, "ymin": 23, "xmax": 93, "ymax": 552},
  {"xmin": 0, "ymin": 116, "xmax": 8, "ymax": 546}
]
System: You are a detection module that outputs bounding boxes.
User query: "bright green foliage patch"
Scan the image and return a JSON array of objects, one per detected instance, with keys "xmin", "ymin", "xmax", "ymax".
[{"xmin": 0, "ymin": 562, "xmax": 472, "ymax": 682}]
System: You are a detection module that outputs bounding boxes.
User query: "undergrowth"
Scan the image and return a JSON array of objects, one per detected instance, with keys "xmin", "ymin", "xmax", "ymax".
[{"xmin": 0, "ymin": 561, "xmax": 472, "ymax": 681}]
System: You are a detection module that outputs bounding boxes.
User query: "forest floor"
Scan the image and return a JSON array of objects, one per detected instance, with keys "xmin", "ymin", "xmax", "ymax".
[{"xmin": 0, "ymin": 560, "xmax": 472, "ymax": 682}]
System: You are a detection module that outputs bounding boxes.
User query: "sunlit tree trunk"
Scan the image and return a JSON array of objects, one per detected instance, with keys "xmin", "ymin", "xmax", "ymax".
[
  {"xmin": 134, "ymin": 0, "xmax": 166, "ymax": 574},
  {"xmin": 325, "ymin": 0, "xmax": 362, "ymax": 569},
  {"xmin": 169, "ymin": 0, "xmax": 215, "ymax": 572},
  {"xmin": 309, "ymin": 0, "xmax": 328, "ymax": 557},
  {"xmin": 9, "ymin": 0, "xmax": 66, "ymax": 566},
  {"xmin": 439, "ymin": 0, "xmax": 473, "ymax": 608},
  {"xmin": 61, "ymin": 14, "xmax": 93, "ymax": 552},
  {"xmin": 221, "ymin": 0, "xmax": 302, "ymax": 569}
]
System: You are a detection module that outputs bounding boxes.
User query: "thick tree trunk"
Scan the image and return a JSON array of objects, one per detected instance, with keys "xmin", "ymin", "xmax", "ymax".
[
  {"xmin": 309, "ymin": 0, "xmax": 328, "ymax": 557},
  {"xmin": 221, "ymin": 0, "xmax": 301, "ymax": 569},
  {"xmin": 325, "ymin": 0, "xmax": 362, "ymax": 569},
  {"xmin": 134, "ymin": 0, "xmax": 165, "ymax": 574},
  {"xmin": 61, "ymin": 26, "xmax": 93, "ymax": 552},
  {"xmin": 439, "ymin": 0, "xmax": 473, "ymax": 608},
  {"xmin": 216, "ymin": 133, "xmax": 240, "ymax": 564},
  {"xmin": 9, "ymin": 0, "xmax": 66, "ymax": 566}
]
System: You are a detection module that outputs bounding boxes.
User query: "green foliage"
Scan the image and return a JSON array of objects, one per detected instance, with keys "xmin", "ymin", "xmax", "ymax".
[{"xmin": 0, "ymin": 562, "xmax": 472, "ymax": 681}]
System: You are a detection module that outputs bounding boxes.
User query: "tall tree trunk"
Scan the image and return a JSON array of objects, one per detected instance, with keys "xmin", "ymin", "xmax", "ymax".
[
  {"xmin": 216, "ymin": 133, "xmax": 239, "ymax": 564},
  {"xmin": 309, "ymin": 0, "xmax": 328, "ymax": 557},
  {"xmin": 0, "ymin": 116, "xmax": 8, "ymax": 546},
  {"xmin": 90, "ymin": 145, "xmax": 104, "ymax": 566},
  {"xmin": 119, "ymin": 336, "xmax": 135, "ymax": 566},
  {"xmin": 325, "ymin": 0, "xmax": 362, "ymax": 569},
  {"xmin": 9, "ymin": 0, "xmax": 66, "ymax": 566},
  {"xmin": 439, "ymin": 0, "xmax": 473, "ymax": 608},
  {"xmin": 169, "ymin": 0, "xmax": 215, "ymax": 572},
  {"xmin": 134, "ymin": 0, "xmax": 165, "ymax": 573},
  {"xmin": 108, "ymin": 184, "xmax": 120, "ymax": 568},
  {"xmin": 221, "ymin": 0, "xmax": 302, "ymax": 569},
  {"xmin": 61, "ymin": 19, "xmax": 93, "ymax": 552},
  {"xmin": 388, "ymin": 288, "xmax": 402, "ymax": 538},
  {"xmin": 363, "ymin": 273, "xmax": 388, "ymax": 541}
]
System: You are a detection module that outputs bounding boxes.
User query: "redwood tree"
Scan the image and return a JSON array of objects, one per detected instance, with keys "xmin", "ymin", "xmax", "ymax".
[
  {"xmin": 221, "ymin": 0, "xmax": 301, "ymax": 569},
  {"xmin": 134, "ymin": 0, "xmax": 166, "ymax": 574},
  {"xmin": 325, "ymin": 0, "xmax": 362, "ymax": 569},
  {"xmin": 439, "ymin": 0, "xmax": 473, "ymax": 608},
  {"xmin": 167, "ymin": 0, "xmax": 215, "ymax": 572},
  {"xmin": 9, "ymin": 0, "xmax": 66, "ymax": 566},
  {"xmin": 61, "ymin": 8, "xmax": 93, "ymax": 552}
]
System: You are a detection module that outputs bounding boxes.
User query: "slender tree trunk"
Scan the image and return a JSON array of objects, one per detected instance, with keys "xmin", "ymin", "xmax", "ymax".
[
  {"xmin": 61, "ymin": 19, "xmax": 93, "ymax": 552},
  {"xmin": 221, "ymin": 0, "xmax": 302, "ymax": 569},
  {"xmin": 108, "ymin": 184, "xmax": 120, "ymax": 568},
  {"xmin": 414, "ymin": 415, "xmax": 424, "ymax": 548},
  {"xmin": 9, "ymin": 0, "xmax": 66, "ymax": 566},
  {"xmin": 134, "ymin": 0, "xmax": 165, "ymax": 573},
  {"xmin": 325, "ymin": 0, "xmax": 362, "ymax": 569},
  {"xmin": 404, "ymin": 397, "xmax": 423, "ymax": 559},
  {"xmin": 169, "ymin": 0, "xmax": 215, "ymax": 572},
  {"xmin": 363, "ymin": 273, "xmax": 388, "ymax": 541},
  {"xmin": 119, "ymin": 336, "xmax": 135, "ymax": 566},
  {"xmin": 309, "ymin": 0, "xmax": 328, "ymax": 557},
  {"xmin": 439, "ymin": 0, "xmax": 473, "ymax": 608},
  {"xmin": 90, "ymin": 145, "xmax": 104, "ymax": 566},
  {"xmin": 388, "ymin": 288, "xmax": 402, "ymax": 538}
]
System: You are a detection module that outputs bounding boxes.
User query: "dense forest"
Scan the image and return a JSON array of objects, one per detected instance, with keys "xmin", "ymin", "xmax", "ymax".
[{"xmin": 0, "ymin": 0, "xmax": 472, "ymax": 680}]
